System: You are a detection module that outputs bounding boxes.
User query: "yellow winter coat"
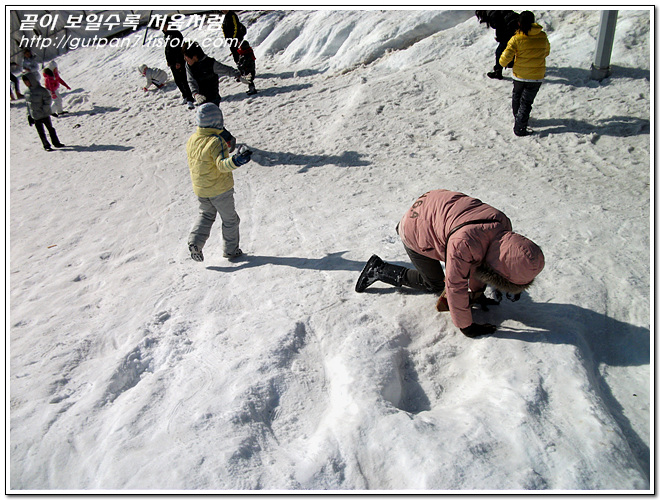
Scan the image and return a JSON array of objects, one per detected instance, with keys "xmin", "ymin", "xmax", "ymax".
[
  {"xmin": 499, "ymin": 23, "xmax": 550, "ymax": 80},
  {"xmin": 186, "ymin": 127, "xmax": 239, "ymax": 198}
]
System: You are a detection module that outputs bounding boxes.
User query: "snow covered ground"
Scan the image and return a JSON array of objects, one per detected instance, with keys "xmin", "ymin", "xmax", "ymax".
[{"xmin": 8, "ymin": 9, "xmax": 652, "ymax": 492}]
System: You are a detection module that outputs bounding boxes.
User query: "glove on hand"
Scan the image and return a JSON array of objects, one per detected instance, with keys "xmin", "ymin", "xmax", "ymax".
[
  {"xmin": 28, "ymin": 116, "xmax": 35, "ymax": 126},
  {"xmin": 460, "ymin": 323, "xmax": 497, "ymax": 338},
  {"xmin": 232, "ymin": 145, "xmax": 252, "ymax": 167},
  {"xmin": 194, "ymin": 93, "xmax": 206, "ymax": 105}
]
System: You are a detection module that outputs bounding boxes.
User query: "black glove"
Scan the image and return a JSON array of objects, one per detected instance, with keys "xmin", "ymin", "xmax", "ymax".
[
  {"xmin": 232, "ymin": 145, "xmax": 252, "ymax": 166},
  {"xmin": 460, "ymin": 323, "xmax": 497, "ymax": 338},
  {"xmin": 28, "ymin": 116, "xmax": 35, "ymax": 126}
]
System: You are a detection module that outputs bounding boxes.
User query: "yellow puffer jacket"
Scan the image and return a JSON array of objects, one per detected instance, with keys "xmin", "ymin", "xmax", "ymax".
[
  {"xmin": 186, "ymin": 127, "xmax": 239, "ymax": 198},
  {"xmin": 499, "ymin": 23, "xmax": 550, "ymax": 80}
]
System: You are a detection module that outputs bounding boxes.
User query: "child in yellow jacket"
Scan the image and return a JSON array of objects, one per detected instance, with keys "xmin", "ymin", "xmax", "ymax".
[
  {"xmin": 186, "ymin": 103, "xmax": 252, "ymax": 262},
  {"xmin": 499, "ymin": 11, "xmax": 550, "ymax": 136}
]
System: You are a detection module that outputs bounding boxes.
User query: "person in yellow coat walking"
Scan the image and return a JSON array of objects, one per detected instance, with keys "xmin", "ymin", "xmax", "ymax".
[
  {"xmin": 499, "ymin": 11, "xmax": 550, "ymax": 136},
  {"xmin": 186, "ymin": 103, "xmax": 252, "ymax": 262}
]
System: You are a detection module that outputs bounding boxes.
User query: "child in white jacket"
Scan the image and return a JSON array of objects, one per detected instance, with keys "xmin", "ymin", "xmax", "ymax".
[{"xmin": 138, "ymin": 64, "xmax": 168, "ymax": 91}]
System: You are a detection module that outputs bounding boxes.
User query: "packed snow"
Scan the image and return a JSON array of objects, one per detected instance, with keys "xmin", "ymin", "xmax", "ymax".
[{"xmin": 8, "ymin": 9, "xmax": 651, "ymax": 492}]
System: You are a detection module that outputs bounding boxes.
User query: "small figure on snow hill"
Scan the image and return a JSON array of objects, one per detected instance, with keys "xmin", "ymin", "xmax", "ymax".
[
  {"xmin": 475, "ymin": 10, "xmax": 519, "ymax": 80},
  {"xmin": 43, "ymin": 64, "xmax": 71, "ymax": 117},
  {"xmin": 22, "ymin": 72, "xmax": 65, "ymax": 151},
  {"xmin": 10, "ymin": 62, "xmax": 23, "ymax": 100},
  {"xmin": 236, "ymin": 40, "xmax": 258, "ymax": 96},
  {"xmin": 355, "ymin": 189, "xmax": 545, "ymax": 338},
  {"xmin": 221, "ymin": 10, "xmax": 257, "ymax": 96},
  {"xmin": 162, "ymin": 18, "xmax": 194, "ymax": 109},
  {"xmin": 22, "ymin": 49, "xmax": 41, "ymax": 81},
  {"xmin": 221, "ymin": 10, "xmax": 247, "ymax": 66},
  {"xmin": 498, "ymin": 11, "xmax": 550, "ymax": 137},
  {"xmin": 186, "ymin": 103, "xmax": 252, "ymax": 262},
  {"xmin": 183, "ymin": 41, "xmax": 239, "ymax": 107},
  {"xmin": 138, "ymin": 64, "xmax": 169, "ymax": 91}
]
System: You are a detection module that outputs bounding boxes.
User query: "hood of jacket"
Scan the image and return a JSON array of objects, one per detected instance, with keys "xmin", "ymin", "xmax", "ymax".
[
  {"xmin": 476, "ymin": 231, "xmax": 545, "ymax": 293},
  {"xmin": 527, "ymin": 23, "xmax": 544, "ymax": 36},
  {"xmin": 23, "ymin": 71, "xmax": 41, "ymax": 88}
]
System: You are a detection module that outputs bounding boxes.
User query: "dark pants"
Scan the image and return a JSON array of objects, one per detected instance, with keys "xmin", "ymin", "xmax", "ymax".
[
  {"xmin": 10, "ymin": 74, "xmax": 21, "ymax": 95},
  {"xmin": 170, "ymin": 65, "xmax": 193, "ymax": 102},
  {"xmin": 512, "ymin": 80, "xmax": 542, "ymax": 134},
  {"xmin": 228, "ymin": 35, "xmax": 245, "ymax": 66},
  {"xmin": 34, "ymin": 116, "xmax": 61, "ymax": 149},
  {"xmin": 493, "ymin": 40, "xmax": 513, "ymax": 72},
  {"xmin": 402, "ymin": 245, "xmax": 446, "ymax": 293}
]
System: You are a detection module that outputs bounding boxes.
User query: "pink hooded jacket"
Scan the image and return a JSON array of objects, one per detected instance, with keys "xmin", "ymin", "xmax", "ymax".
[
  {"xmin": 398, "ymin": 190, "xmax": 545, "ymax": 329},
  {"xmin": 43, "ymin": 72, "xmax": 70, "ymax": 96}
]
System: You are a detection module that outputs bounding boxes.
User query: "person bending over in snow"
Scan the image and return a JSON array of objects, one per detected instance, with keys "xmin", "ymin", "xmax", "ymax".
[
  {"xmin": 475, "ymin": 10, "xmax": 519, "ymax": 80},
  {"xmin": 186, "ymin": 103, "xmax": 252, "ymax": 262},
  {"xmin": 183, "ymin": 41, "xmax": 248, "ymax": 106},
  {"xmin": 355, "ymin": 189, "xmax": 545, "ymax": 338},
  {"xmin": 22, "ymin": 72, "xmax": 65, "ymax": 151},
  {"xmin": 138, "ymin": 64, "xmax": 169, "ymax": 91},
  {"xmin": 236, "ymin": 40, "xmax": 258, "ymax": 96},
  {"xmin": 42, "ymin": 65, "xmax": 71, "ymax": 117}
]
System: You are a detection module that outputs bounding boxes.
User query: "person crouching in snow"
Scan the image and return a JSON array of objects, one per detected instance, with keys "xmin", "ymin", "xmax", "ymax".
[
  {"xmin": 186, "ymin": 103, "xmax": 253, "ymax": 262},
  {"xmin": 355, "ymin": 189, "xmax": 545, "ymax": 338},
  {"xmin": 236, "ymin": 40, "xmax": 257, "ymax": 95},
  {"xmin": 22, "ymin": 72, "xmax": 65, "ymax": 151},
  {"xmin": 138, "ymin": 64, "xmax": 168, "ymax": 91},
  {"xmin": 42, "ymin": 67, "xmax": 70, "ymax": 116}
]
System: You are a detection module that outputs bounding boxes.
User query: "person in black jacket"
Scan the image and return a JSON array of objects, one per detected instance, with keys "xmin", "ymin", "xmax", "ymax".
[
  {"xmin": 475, "ymin": 10, "xmax": 519, "ymax": 79},
  {"xmin": 162, "ymin": 19, "xmax": 194, "ymax": 109},
  {"xmin": 183, "ymin": 41, "xmax": 238, "ymax": 106},
  {"xmin": 221, "ymin": 10, "xmax": 247, "ymax": 65}
]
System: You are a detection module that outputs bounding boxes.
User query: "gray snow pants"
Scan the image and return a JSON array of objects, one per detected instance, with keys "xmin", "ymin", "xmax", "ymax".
[{"xmin": 188, "ymin": 188, "xmax": 240, "ymax": 255}]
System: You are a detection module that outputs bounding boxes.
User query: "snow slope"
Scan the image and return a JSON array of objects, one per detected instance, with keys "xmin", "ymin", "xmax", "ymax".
[{"xmin": 9, "ymin": 9, "xmax": 651, "ymax": 491}]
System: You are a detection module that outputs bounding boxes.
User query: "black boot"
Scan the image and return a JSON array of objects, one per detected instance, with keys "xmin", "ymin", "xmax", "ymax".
[
  {"xmin": 487, "ymin": 69, "xmax": 503, "ymax": 80},
  {"xmin": 355, "ymin": 255, "xmax": 407, "ymax": 292}
]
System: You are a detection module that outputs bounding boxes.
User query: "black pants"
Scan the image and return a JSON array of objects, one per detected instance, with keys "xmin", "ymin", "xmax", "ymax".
[
  {"xmin": 10, "ymin": 74, "xmax": 21, "ymax": 94},
  {"xmin": 493, "ymin": 40, "xmax": 513, "ymax": 72},
  {"xmin": 512, "ymin": 80, "xmax": 542, "ymax": 134},
  {"xmin": 401, "ymin": 245, "xmax": 446, "ymax": 293},
  {"xmin": 34, "ymin": 117, "xmax": 61, "ymax": 149},
  {"xmin": 170, "ymin": 65, "xmax": 193, "ymax": 101},
  {"xmin": 228, "ymin": 36, "xmax": 244, "ymax": 65}
]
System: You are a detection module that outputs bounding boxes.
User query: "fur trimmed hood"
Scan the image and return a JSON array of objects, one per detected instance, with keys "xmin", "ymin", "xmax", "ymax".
[
  {"xmin": 474, "ymin": 263, "xmax": 532, "ymax": 294},
  {"xmin": 479, "ymin": 231, "xmax": 545, "ymax": 292}
]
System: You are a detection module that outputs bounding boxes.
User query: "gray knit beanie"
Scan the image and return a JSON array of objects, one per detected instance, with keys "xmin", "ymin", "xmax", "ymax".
[{"xmin": 196, "ymin": 103, "xmax": 224, "ymax": 129}]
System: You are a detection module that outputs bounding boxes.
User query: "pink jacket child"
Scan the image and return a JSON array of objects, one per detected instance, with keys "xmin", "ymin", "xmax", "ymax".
[
  {"xmin": 42, "ymin": 65, "xmax": 70, "ymax": 116},
  {"xmin": 355, "ymin": 189, "xmax": 545, "ymax": 338}
]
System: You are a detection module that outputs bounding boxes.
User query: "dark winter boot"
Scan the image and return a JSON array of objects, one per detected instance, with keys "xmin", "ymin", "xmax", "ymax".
[
  {"xmin": 487, "ymin": 69, "xmax": 503, "ymax": 80},
  {"xmin": 355, "ymin": 255, "xmax": 407, "ymax": 292},
  {"xmin": 189, "ymin": 244, "xmax": 204, "ymax": 262}
]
